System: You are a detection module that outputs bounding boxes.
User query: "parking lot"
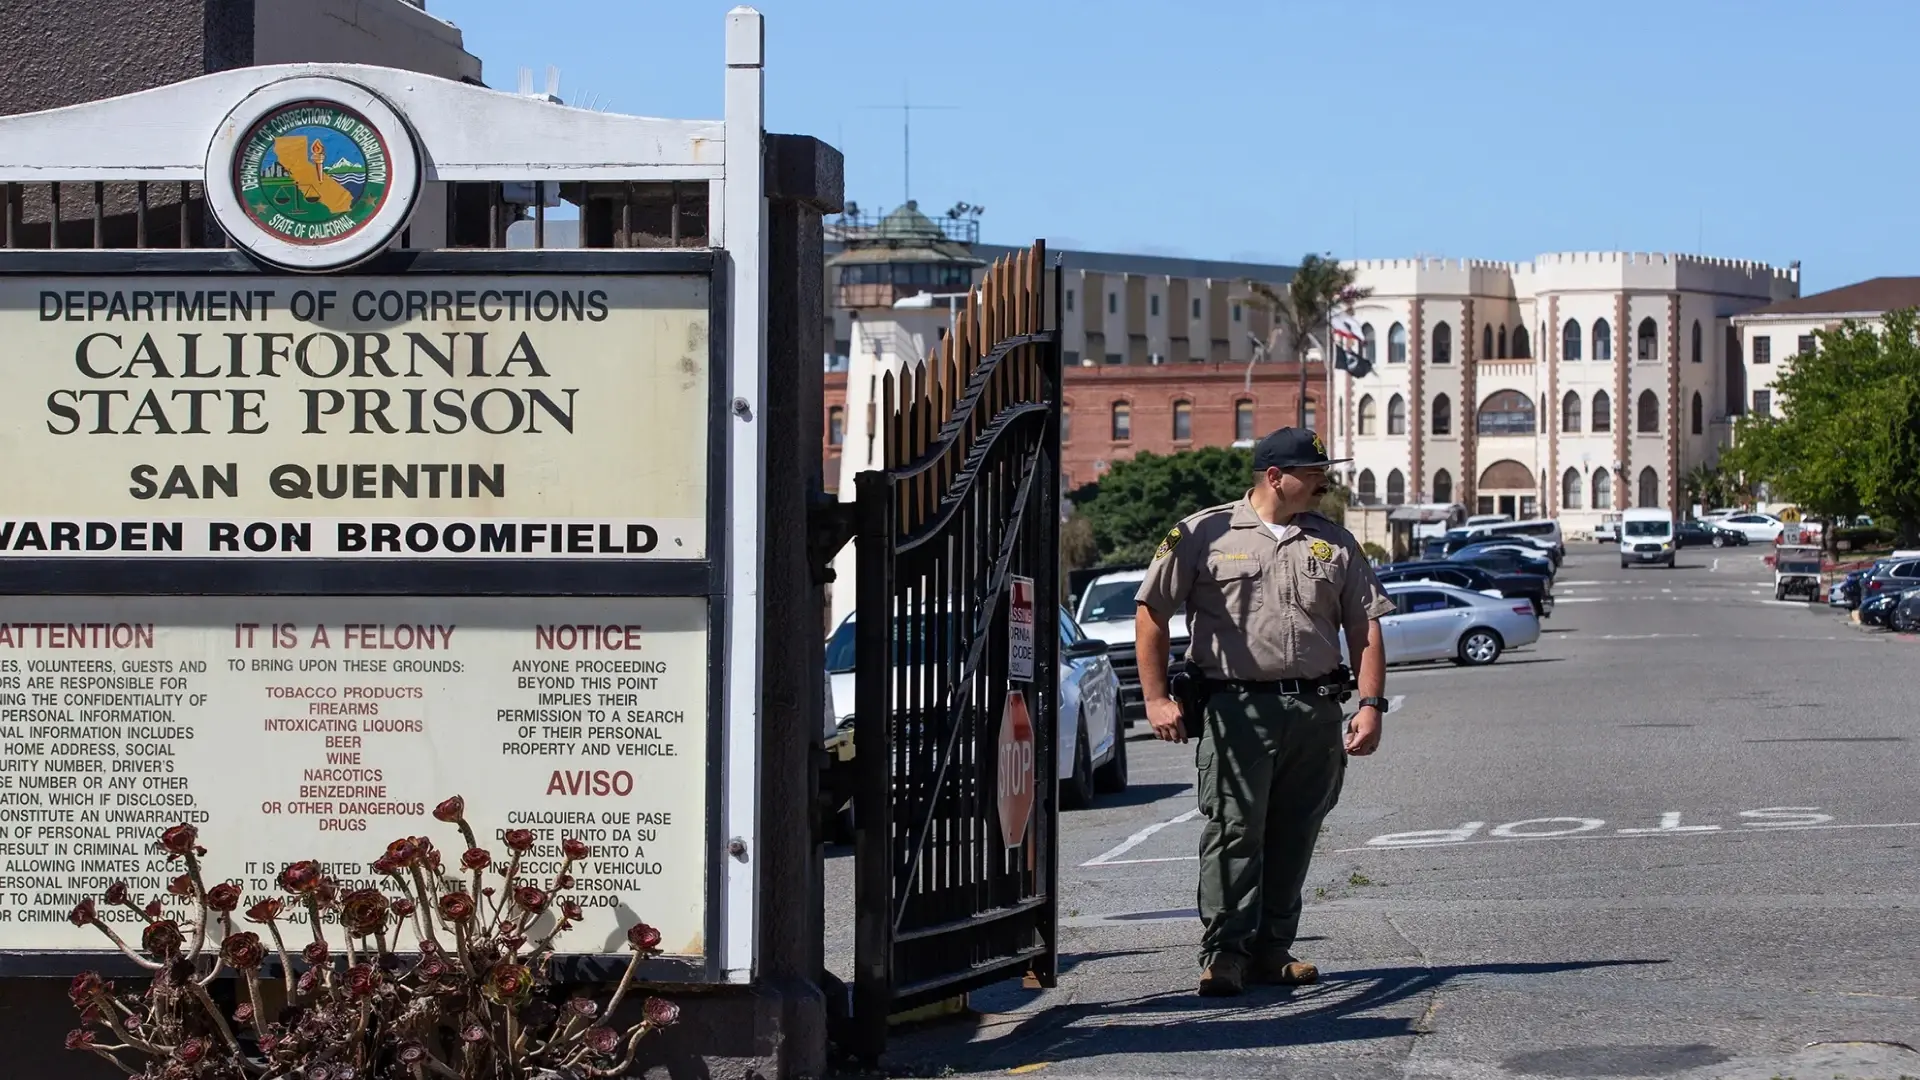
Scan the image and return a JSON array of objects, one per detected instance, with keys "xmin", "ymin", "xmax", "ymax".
[{"xmin": 839, "ymin": 544, "xmax": 1920, "ymax": 1079}]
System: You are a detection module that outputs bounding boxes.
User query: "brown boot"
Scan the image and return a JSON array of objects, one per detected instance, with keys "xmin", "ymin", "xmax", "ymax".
[
  {"xmin": 1197, "ymin": 954, "xmax": 1246, "ymax": 997},
  {"xmin": 1249, "ymin": 952, "xmax": 1319, "ymax": 985}
]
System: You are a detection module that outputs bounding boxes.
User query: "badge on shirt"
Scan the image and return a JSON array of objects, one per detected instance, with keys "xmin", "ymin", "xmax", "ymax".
[
  {"xmin": 1155, "ymin": 525, "xmax": 1182, "ymax": 560},
  {"xmin": 1309, "ymin": 539, "xmax": 1334, "ymax": 562}
]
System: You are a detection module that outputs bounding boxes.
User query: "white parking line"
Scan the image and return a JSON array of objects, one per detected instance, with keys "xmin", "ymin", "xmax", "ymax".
[{"xmin": 1082, "ymin": 807, "xmax": 1201, "ymax": 866}]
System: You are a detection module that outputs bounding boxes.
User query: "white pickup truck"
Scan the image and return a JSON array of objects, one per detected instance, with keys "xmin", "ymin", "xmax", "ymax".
[{"xmin": 1074, "ymin": 566, "xmax": 1188, "ymax": 728}]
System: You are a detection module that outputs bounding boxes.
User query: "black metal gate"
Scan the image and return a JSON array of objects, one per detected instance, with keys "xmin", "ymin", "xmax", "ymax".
[{"xmin": 847, "ymin": 243, "xmax": 1061, "ymax": 1061}]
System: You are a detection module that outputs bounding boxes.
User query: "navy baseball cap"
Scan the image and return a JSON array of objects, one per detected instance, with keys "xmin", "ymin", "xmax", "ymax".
[{"xmin": 1253, "ymin": 427, "xmax": 1350, "ymax": 470}]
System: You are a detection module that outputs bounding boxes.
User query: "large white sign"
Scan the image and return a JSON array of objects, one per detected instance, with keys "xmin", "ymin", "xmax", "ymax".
[
  {"xmin": 0, "ymin": 596, "xmax": 709, "ymax": 956},
  {"xmin": 0, "ymin": 276, "xmax": 711, "ymax": 559}
]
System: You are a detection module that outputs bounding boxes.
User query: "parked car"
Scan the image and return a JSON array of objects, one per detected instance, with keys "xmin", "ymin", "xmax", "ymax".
[
  {"xmin": 1829, "ymin": 580, "xmax": 1850, "ymax": 607},
  {"xmin": 1891, "ymin": 591, "xmax": 1920, "ymax": 633},
  {"xmin": 1432, "ymin": 530, "xmax": 1560, "ymax": 564},
  {"xmin": 1675, "ymin": 519, "xmax": 1749, "ymax": 548},
  {"xmin": 1347, "ymin": 581, "xmax": 1540, "ymax": 667},
  {"xmin": 1448, "ymin": 544, "xmax": 1556, "ymax": 581},
  {"xmin": 1861, "ymin": 590, "xmax": 1903, "ymax": 627},
  {"xmin": 1715, "ymin": 512, "xmax": 1788, "ymax": 543},
  {"xmin": 824, "ymin": 604, "xmax": 1127, "ymax": 812},
  {"xmin": 1376, "ymin": 560, "xmax": 1554, "ymax": 617},
  {"xmin": 1859, "ymin": 556, "xmax": 1920, "ymax": 614},
  {"xmin": 1073, "ymin": 565, "xmax": 1188, "ymax": 728},
  {"xmin": 1592, "ymin": 512, "xmax": 1623, "ymax": 543},
  {"xmin": 1465, "ymin": 518, "xmax": 1567, "ymax": 561}
]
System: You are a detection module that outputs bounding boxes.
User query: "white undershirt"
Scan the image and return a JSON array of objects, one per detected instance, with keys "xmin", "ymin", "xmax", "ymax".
[{"xmin": 1266, "ymin": 522, "xmax": 1298, "ymax": 545}]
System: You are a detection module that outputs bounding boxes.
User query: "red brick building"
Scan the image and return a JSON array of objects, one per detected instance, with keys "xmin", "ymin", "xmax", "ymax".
[{"xmin": 823, "ymin": 360, "xmax": 1324, "ymax": 493}]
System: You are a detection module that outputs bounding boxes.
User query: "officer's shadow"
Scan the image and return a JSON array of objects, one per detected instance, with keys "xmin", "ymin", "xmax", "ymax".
[{"xmin": 936, "ymin": 957, "xmax": 1664, "ymax": 1064}]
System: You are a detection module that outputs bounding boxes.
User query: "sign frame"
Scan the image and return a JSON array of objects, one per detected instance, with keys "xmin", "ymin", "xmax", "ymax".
[
  {"xmin": 1007, "ymin": 575, "xmax": 1035, "ymax": 682},
  {"xmin": 0, "ymin": 248, "xmax": 742, "ymax": 987}
]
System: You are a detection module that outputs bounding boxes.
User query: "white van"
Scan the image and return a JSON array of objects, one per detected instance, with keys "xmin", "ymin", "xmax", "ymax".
[{"xmin": 1619, "ymin": 507, "xmax": 1676, "ymax": 568}]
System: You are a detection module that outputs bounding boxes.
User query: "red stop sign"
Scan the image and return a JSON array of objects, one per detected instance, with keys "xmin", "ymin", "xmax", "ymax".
[{"xmin": 996, "ymin": 690, "xmax": 1036, "ymax": 848}]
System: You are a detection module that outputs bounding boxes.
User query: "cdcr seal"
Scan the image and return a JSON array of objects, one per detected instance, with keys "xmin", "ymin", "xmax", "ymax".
[
  {"xmin": 236, "ymin": 101, "xmax": 391, "ymax": 245},
  {"xmin": 205, "ymin": 76, "xmax": 421, "ymax": 272}
]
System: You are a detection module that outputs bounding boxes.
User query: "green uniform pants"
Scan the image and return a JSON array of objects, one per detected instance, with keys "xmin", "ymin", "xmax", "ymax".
[{"xmin": 1195, "ymin": 687, "xmax": 1347, "ymax": 967}]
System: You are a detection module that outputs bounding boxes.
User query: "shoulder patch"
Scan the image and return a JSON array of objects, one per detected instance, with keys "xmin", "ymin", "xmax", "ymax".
[
  {"xmin": 1154, "ymin": 525, "xmax": 1182, "ymax": 561},
  {"xmin": 1309, "ymin": 538, "xmax": 1335, "ymax": 562}
]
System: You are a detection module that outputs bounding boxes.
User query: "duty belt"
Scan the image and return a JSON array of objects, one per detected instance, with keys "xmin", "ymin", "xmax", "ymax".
[{"xmin": 1200, "ymin": 672, "xmax": 1347, "ymax": 699}]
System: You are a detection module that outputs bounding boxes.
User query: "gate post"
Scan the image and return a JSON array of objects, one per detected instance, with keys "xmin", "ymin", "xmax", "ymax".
[{"xmin": 755, "ymin": 131, "xmax": 844, "ymax": 1079}]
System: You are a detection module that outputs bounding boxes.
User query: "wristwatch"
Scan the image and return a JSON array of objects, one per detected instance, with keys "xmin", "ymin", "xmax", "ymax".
[{"xmin": 1357, "ymin": 696, "xmax": 1390, "ymax": 713}]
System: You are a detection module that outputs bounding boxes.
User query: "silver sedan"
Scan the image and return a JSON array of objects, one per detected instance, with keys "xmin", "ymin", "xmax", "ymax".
[{"xmin": 1378, "ymin": 580, "xmax": 1541, "ymax": 666}]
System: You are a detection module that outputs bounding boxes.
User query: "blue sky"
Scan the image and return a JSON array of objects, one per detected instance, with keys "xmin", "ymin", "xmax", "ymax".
[{"xmin": 436, "ymin": 0, "xmax": 1916, "ymax": 291}]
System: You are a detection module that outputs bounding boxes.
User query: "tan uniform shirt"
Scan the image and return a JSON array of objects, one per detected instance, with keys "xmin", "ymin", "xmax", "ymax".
[{"xmin": 1135, "ymin": 495, "xmax": 1394, "ymax": 680}]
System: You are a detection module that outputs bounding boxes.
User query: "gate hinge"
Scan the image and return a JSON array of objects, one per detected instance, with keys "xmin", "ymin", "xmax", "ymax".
[{"xmin": 808, "ymin": 494, "xmax": 857, "ymax": 586}]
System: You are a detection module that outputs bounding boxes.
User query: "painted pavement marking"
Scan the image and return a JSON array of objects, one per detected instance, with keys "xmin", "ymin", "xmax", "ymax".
[{"xmin": 1082, "ymin": 806, "xmax": 1201, "ymax": 866}]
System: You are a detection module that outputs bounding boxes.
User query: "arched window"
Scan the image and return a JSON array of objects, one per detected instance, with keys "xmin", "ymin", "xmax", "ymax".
[
  {"xmin": 1591, "ymin": 390, "xmax": 1612, "ymax": 433},
  {"xmin": 1592, "ymin": 318, "xmax": 1612, "ymax": 360},
  {"xmin": 827, "ymin": 405, "xmax": 845, "ymax": 446},
  {"xmin": 1361, "ymin": 323, "xmax": 1377, "ymax": 361},
  {"xmin": 1172, "ymin": 399, "xmax": 1193, "ymax": 440},
  {"xmin": 1357, "ymin": 395, "xmax": 1377, "ymax": 435},
  {"xmin": 1561, "ymin": 391, "xmax": 1582, "ymax": 433},
  {"xmin": 1690, "ymin": 319, "xmax": 1702, "ymax": 364},
  {"xmin": 1432, "ymin": 393, "xmax": 1452, "ymax": 435},
  {"xmin": 1111, "ymin": 402, "xmax": 1131, "ymax": 440},
  {"xmin": 1432, "ymin": 322, "xmax": 1452, "ymax": 364},
  {"xmin": 1386, "ymin": 469, "xmax": 1406, "ymax": 505},
  {"xmin": 1234, "ymin": 399, "xmax": 1255, "ymax": 441},
  {"xmin": 1562, "ymin": 468, "xmax": 1583, "ymax": 510},
  {"xmin": 1498, "ymin": 324, "xmax": 1509, "ymax": 359},
  {"xmin": 1592, "ymin": 468, "xmax": 1612, "ymax": 508},
  {"xmin": 1303, "ymin": 397, "xmax": 1317, "ymax": 432},
  {"xmin": 1482, "ymin": 324, "xmax": 1494, "ymax": 360},
  {"xmin": 1387, "ymin": 394, "xmax": 1407, "ymax": 435},
  {"xmin": 1433, "ymin": 468, "xmax": 1454, "ymax": 504},
  {"xmin": 1637, "ymin": 317, "xmax": 1659, "ymax": 361},
  {"xmin": 1690, "ymin": 391, "xmax": 1703, "ymax": 435},
  {"xmin": 1357, "ymin": 469, "xmax": 1377, "ymax": 502},
  {"xmin": 1638, "ymin": 466, "xmax": 1659, "ymax": 509},
  {"xmin": 1388, "ymin": 322, "xmax": 1407, "ymax": 364},
  {"xmin": 1513, "ymin": 324, "xmax": 1531, "ymax": 358},
  {"xmin": 1476, "ymin": 389, "xmax": 1536, "ymax": 435},
  {"xmin": 1636, "ymin": 389, "xmax": 1660, "ymax": 433},
  {"xmin": 1563, "ymin": 319, "xmax": 1582, "ymax": 361}
]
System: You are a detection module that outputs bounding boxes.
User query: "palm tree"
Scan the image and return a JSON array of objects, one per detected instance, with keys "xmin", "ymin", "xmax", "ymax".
[{"xmin": 1243, "ymin": 254, "xmax": 1372, "ymax": 430}]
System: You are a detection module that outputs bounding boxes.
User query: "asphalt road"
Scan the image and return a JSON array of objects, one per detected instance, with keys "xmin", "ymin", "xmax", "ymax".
[{"xmin": 837, "ymin": 545, "xmax": 1920, "ymax": 1079}]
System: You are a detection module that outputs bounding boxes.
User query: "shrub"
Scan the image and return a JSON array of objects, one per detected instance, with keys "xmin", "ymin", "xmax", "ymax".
[
  {"xmin": 64, "ymin": 797, "xmax": 677, "ymax": 1079},
  {"xmin": 1360, "ymin": 541, "xmax": 1390, "ymax": 564}
]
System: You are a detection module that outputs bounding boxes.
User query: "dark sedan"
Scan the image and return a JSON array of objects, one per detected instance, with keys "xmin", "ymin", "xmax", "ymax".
[
  {"xmin": 1448, "ymin": 545, "xmax": 1557, "ymax": 582},
  {"xmin": 1377, "ymin": 561, "xmax": 1553, "ymax": 617},
  {"xmin": 1676, "ymin": 520, "xmax": 1749, "ymax": 548}
]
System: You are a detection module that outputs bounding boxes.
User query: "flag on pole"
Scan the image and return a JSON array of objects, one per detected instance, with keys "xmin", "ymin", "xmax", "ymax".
[{"xmin": 1330, "ymin": 311, "xmax": 1370, "ymax": 377}]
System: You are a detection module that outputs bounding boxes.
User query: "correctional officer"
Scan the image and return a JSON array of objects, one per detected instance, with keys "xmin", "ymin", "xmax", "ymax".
[{"xmin": 1133, "ymin": 427, "xmax": 1394, "ymax": 997}]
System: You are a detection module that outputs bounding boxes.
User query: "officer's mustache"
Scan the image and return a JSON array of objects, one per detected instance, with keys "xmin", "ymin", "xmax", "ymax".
[{"xmin": 1313, "ymin": 482, "xmax": 1331, "ymax": 496}]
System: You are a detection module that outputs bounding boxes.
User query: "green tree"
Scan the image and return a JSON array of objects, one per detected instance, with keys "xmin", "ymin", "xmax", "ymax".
[
  {"xmin": 1071, "ymin": 447, "xmax": 1255, "ymax": 565},
  {"xmin": 1721, "ymin": 309, "xmax": 1920, "ymax": 543},
  {"xmin": 1070, "ymin": 448, "xmax": 1350, "ymax": 564},
  {"xmin": 1244, "ymin": 254, "xmax": 1372, "ymax": 428}
]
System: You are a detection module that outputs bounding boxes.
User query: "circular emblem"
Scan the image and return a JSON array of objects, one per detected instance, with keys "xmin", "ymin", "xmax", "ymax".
[
  {"xmin": 235, "ymin": 101, "xmax": 389, "ymax": 245},
  {"xmin": 206, "ymin": 77, "xmax": 420, "ymax": 272}
]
